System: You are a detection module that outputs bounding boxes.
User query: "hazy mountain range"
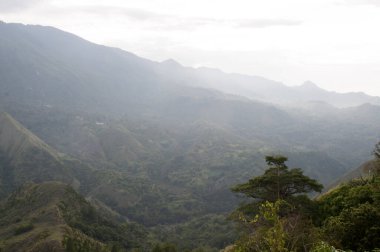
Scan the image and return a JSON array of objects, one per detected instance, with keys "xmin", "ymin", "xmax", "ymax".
[
  {"xmin": 0, "ymin": 22, "xmax": 380, "ymax": 251},
  {"xmin": 156, "ymin": 60, "xmax": 380, "ymax": 108}
]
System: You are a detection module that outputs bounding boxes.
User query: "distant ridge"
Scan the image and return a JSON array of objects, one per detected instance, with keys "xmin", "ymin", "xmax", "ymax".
[
  {"xmin": 324, "ymin": 159, "xmax": 380, "ymax": 193},
  {"xmin": 1, "ymin": 22, "xmax": 378, "ymax": 112}
]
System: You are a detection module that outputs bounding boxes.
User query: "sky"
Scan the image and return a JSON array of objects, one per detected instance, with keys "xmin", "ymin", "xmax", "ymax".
[{"xmin": 1, "ymin": 0, "xmax": 380, "ymax": 96}]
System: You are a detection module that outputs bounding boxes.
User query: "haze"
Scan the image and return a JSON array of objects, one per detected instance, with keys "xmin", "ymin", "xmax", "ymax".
[{"xmin": 1, "ymin": 0, "xmax": 380, "ymax": 96}]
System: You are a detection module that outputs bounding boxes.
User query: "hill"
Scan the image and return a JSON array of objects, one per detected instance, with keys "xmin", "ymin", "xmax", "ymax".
[
  {"xmin": 0, "ymin": 112, "xmax": 73, "ymax": 197},
  {"xmin": 0, "ymin": 182, "xmax": 145, "ymax": 252},
  {"xmin": 324, "ymin": 159, "xmax": 380, "ymax": 193},
  {"xmin": 316, "ymin": 168, "xmax": 380, "ymax": 251}
]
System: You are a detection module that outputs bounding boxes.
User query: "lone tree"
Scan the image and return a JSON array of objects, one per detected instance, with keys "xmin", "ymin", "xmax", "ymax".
[
  {"xmin": 230, "ymin": 156, "xmax": 324, "ymax": 251},
  {"xmin": 232, "ymin": 155, "xmax": 323, "ymax": 204},
  {"xmin": 374, "ymin": 141, "xmax": 380, "ymax": 160},
  {"xmin": 372, "ymin": 141, "xmax": 380, "ymax": 176}
]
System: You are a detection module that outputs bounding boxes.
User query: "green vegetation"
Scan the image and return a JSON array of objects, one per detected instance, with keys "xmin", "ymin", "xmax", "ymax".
[
  {"xmin": 151, "ymin": 214, "xmax": 236, "ymax": 251},
  {"xmin": 62, "ymin": 230, "xmax": 110, "ymax": 252},
  {"xmin": 59, "ymin": 186, "xmax": 148, "ymax": 251},
  {"xmin": 229, "ymin": 151, "xmax": 380, "ymax": 252},
  {"xmin": 374, "ymin": 142, "xmax": 380, "ymax": 160},
  {"xmin": 13, "ymin": 222, "xmax": 34, "ymax": 235},
  {"xmin": 151, "ymin": 243, "xmax": 178, "ymax": 252},
  {"xmin": 0, "ymin": 182, "xmax": 148, "ymax": 252},
  {"xmin": 230, "ymin": 156, "xmax": 323, "ymax": 252},
  {"xmin": 231, "ymin": 155, "xmax": 323, "ymax": 217},
  {"xmin": 318, "ymin": 177, "xmax": 380, "ymax": 251}
]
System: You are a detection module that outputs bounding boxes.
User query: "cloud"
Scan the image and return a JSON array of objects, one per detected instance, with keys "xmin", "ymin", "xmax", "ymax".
[
  {"xmin": 74, "ymin": 6, "xmax": 166, "ymax": 21},
  {"xmin": 362, "ymin": 0, "xmax": 380, "ymax": 6},
  {"xmin": 34, "ymin": 4, "xmax": 302, "ymax": 32},
  {"xmin": 43, "ymin": 5, "xmax": 303, "ymax": 30},
  {"xmin": 147, "ymin": 17, "xmax": 220, "ymax": 31},
  {"xmin": 0, "ymin": 0, "xmax": 46, "ymax": 13},
  {"xmin": 342, "ymin": 0, "xmax": 380, "ymax": 7},
  {"xmin": 145, "ymin": 17, "xmax": 302, "ymax": 31},
  {"xmin": 43, "ymin": 6, "xmax": 212, "ymax": 30},
  {"xmin": 235, "ymin": 19, "xmax": 303, "ymax": 28}
]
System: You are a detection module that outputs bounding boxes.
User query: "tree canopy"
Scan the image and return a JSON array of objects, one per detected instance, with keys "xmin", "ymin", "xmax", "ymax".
[
  {"xmin": 232, "ymin": 155, "xmax": 323, "ymax": 203},
  {"xmin": 374, "ymin": 141, "xmax": 380, "ymax": 160}
]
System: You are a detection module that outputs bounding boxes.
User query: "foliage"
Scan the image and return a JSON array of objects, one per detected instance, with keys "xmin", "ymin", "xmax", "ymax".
[
  {"xmin": 230, "ymin": 156, "xmax": 324, "ymax": 252},
  {"xmin": 151, "ymin": 243, "xmax": 178, "ymax": 252},
  {"xmin": 59, "ymin": 187, "xmax": 148, "ymax": 251},
  {"xmin": 232, "ymin": 200, "xmax": 288, "ymax": 252},
  {"xmin": 374, "ymin": 141, "xmax": 380, "ymax": 160},
  {"xmin": 13, "ymin": 221, "xmax": 34, "ymax": 235},
  {"xmin": 310, "ymin": 241, "xmax": 342, "ymax": 252},
  {"xmin": 231, "ymin": 155, "xmax": 323, "ymax": 217},
  {"xmin": 151, "ymin": 214, "xmax": 235, "ymax": 251},
  {"xmin": 317, "ymin": 176, "xmax": 380, "ymax": 252},
  {"xmin": 232, "ymin": 199, "xmax": 322, "ymax": 252},
  {"xmin": 62, "ymin": 230, "xmax": 111, "ymax": 252},
  {"xmin": 232, "ymin": 156, "xmax": 323, "ymax": 202}
]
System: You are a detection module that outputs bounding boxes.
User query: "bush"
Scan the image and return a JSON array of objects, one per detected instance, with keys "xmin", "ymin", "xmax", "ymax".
[{"xmin": 14, "ymin": 222, "xmax": 34, "ymax": 235}]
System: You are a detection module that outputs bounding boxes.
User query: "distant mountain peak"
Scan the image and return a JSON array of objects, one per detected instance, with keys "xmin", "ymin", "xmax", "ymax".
[
  {"xmin": 300, "ymin": 81, "xmax": 321, "ymax": 90},
  {"xmin": 161, "ymin": 58, "xmax": 182, "ymax": 67}
]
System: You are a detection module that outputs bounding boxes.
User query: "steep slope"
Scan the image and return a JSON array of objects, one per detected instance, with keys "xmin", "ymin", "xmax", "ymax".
[
  {"xmin": 0, "ymin": 22, "xmax": 247, "ymax": 118},
  {"xmin": 0, "ymin": 22, "xmax": 158, "ymax": 116},
  {"xmin": 0, "ymin": 112, "xmax": 73, "ymax": 197},
  {"xmin": 325, "ymin": 159, "xmax": 380, "ymax": 192},
  {"xmin": 316, "ymin": 171, "xmax": 380, "ymax": 251},
  {"xmin": 0, "ymin": 182, "xmax": 145, "ymax": 252}
]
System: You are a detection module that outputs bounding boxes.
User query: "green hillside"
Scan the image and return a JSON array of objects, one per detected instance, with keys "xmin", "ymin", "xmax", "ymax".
[
  {"xmin": 0, "ymin": 112, "xmax": 73, "ymax": 197},
  {"xmin": 0, "ymin": 182, "xmax": 146, "ymax": 252}
]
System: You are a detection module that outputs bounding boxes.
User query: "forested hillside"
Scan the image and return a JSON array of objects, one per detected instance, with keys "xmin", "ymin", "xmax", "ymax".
[{"xmin": 0, "ymin": 182, "xmax": 150, "ymax": 251}]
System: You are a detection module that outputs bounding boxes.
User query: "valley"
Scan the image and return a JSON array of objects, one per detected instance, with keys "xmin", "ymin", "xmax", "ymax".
[{"xmin": 0, "ymin": 22, "xmax": 379, "ymax": 251}]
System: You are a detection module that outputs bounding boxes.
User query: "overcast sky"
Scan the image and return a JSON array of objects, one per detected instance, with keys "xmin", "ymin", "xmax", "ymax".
[{"xmin": 1, "ymin": 0, "xmax": 380, "ymax": 96}]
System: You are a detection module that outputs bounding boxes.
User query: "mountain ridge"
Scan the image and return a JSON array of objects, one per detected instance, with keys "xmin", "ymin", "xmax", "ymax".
[{"xmin": 2, "ymin": 22, "xmax": 379, "ymax": 110}]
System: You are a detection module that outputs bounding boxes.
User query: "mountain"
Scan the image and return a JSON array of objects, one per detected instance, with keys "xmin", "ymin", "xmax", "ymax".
[
  {"xmin": 292, "ymin": 81, "xmax": 380, "ymax": 108},
  {"xmin": 0, "ymin": 22, "xmax": 378, "ymax": 194},
  {"xmin": 155, "ymin": 62, "xmax": 380, "ymax": 108}
]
